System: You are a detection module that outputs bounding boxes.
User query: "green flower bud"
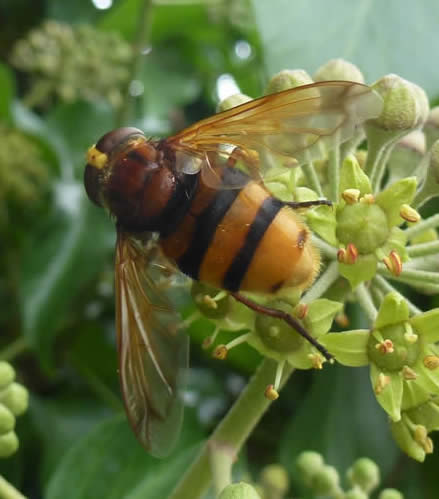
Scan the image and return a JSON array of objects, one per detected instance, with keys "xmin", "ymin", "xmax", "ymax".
[
  {"xmin": 0, "ymin": 383, "xmax": 29, "ymax": 416},
  {"xmin": 259, "ymin": 464, "xmax": 289, "ymax": 496},
  {"xmin": 424, "ymin": 106, "xmax": 439, "ymax": 149},
  {"xmin": 296, "ymin": 451, "xmax": 324, "ymax": 483},
  {"xmin": 0, "ymin": 431, "xmax": 19, "ymax": 458},
  {"xmin": 265, "ymin": 69, "xmax": 313, "ymax": 94},
  {"xmin": 311, "ymin": 464, "xmax": 340, "ymax": 496},
  {"xmin": 386, "ymin": 130, "xmax": 426, "ymax": 184},
  {"xmin": 217, "ymin": 93, "xmax": 252, "ymax": 112},
  {"xmin": 344, "ymin": 488, "xmax": 369, "ymax": 499},
  {"xmin": 191, "ymin": 282, "xmax": 230, "ymax": 319},
  {"xmin": 313, "ymin": 58, "xmax": 364, "ymax": 83},
  {"xmin": 0, "ymin": 405, "xmax": 15, "ymax": 435},
  {"xmin": 218, "ymin": 482, "xmax": 261, "ymax": 499},
  {"xmin": 369, "ymin": 75, "xmax": 426, "ymax": 132},
  {"xmin": 429, "ymin": 139, "xmax": 439, "ymax": 183},
  {"xmin": 378, "ymin": 489, "xmax": 404, "ymax": 499},
  {"xmin": 346, "ymin": 457, "xmax": 380, "ymax": 493},
  {"xmin": 336, "ymin": 202, "xmax": 389, "ymax": 254},
  {"xmin": 254, "ymin": 301, "xmax": 304, "ymax": 353},
  {"xmin": 0, "ymin": 362, "xmax": 15, "ymax": 389}
]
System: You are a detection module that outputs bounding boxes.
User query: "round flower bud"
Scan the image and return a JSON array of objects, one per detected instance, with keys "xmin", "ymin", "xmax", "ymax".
[
  {"xmin": 424, "ymin": 106, "xmax": 439, "ymax": 148},
  {"xmin": 336, "ymin": 202, "xmax": 389, "ymax": 254},
  {"xmin": 0, "ymin": 431, "xmax": 19, "ymax": 458},
  {"xmin": 378, "ymin": 489, "xmax": 404, "ymax": 499},
  {"xmin": 313, "ymin": 58, "xmax": 364, "ymax": 83},
  {"xmin": 0, "ymin": 404, "xmax": 15, "ymax": 435},
  {"xmin": 347, "ymin": 457, "xmax": 380, "ymax": 493},
  {"xmin": 429, "ymin": 139, "xmax": 439, "ymax": 183},
  {"xmin": 387, "ymin": 130, "xmax": 426, "ymax": 183},
  {"xmin": 254, "ymin": 301, "xmax": 303, "ymax": 353},
  {"xmin": 344, "ymin": 488, "xmax": 369, "ymax": 499},
  {"xmin": 218, "ymin": 482, "xmax": 261, "ymax": 499},
  {"xmin": 296, "ymin": 451, "xmax": 324, "ymax": 482},
  {"xmin": 191, "ymin": 282, "xmax": 230, "ymax": 319},
  {"xmin": 0, "ymin": 362, "xmax": 15, "ymax": 389},
  {"xmin": 311, "ymin": 464, "xmax": 340, "ymax": 495},
  {"xmin": 0, "ymin": 383, "xmax": 29, "ymax": 417},
  {"xmin": 217, "ymin": 93, "xmax": 252, "ymax": 112},
  {"xmin": 265, "ymin": 69, "xmax": 313, "ymax": 94},
  {"xmin": 370, "ymin": 75, "xmax": 425, "ymax": 132},
  {"xmin": 259, "ymin": 464, "xmax": 289, "ymax": 495}
]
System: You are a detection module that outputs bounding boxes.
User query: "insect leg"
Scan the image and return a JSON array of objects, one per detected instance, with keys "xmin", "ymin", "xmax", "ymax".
[
  {"xmin": 230, "ymin": 292, "xmax": 332, "ymax": 361},
  {"xmin": 227, "ymin": 147, "xmax": 262, "ymax": 183},
  {"xmin": 284, "ymin": 199, "xmax": 332, "ymax": 209}
]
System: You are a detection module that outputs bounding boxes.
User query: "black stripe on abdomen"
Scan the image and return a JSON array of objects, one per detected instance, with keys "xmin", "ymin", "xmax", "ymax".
[
  {"xmin": 222, "ymin": 197, "xmax": 284, "ymax": 292},
  {"xmin": 177, "ymin": 167, "xmax": 249, "ymax": 280}
]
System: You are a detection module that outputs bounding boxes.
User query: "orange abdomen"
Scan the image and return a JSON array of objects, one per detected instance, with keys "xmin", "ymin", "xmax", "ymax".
[{"xmin": 160, "ymin": 167, "xmax": 319, "ymax": 294}]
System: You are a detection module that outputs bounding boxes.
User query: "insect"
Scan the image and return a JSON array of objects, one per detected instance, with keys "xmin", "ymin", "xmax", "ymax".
[{"xmin": 84, "ymin": 81, "xmax": 382, "ymax": 457}]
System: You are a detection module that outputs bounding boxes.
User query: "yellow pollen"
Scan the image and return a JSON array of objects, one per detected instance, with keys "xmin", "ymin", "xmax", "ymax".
[{"xmin": 86, "ymin": 145, "xmax": 108, "ymax": 169}]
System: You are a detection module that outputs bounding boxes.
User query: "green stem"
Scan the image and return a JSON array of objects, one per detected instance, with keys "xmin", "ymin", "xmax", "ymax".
[
  {"xmin": 169, "ymin": 359, "xmax": 294, "ymax": 499},
  {"xmin": 378, "ymin": 266, "xmax": 439, "ymax": 286},
  {"xmin": 404, "ymin": 213, "xmax": 439, "ymax": 240},
  {"xmin": 372, "ymin": 275, "xmax": 422, "ymax": 315},
  {"xmin": 407, "ymin": 240, "xmax": 439, "ymax": 257},
  {"xmin": 209, "ymin": 442, "xmax": 234, "ymax": 496},
  {"xmin": 0, "ymin": 476, "xmax": 27, "ymax": 499},
  {"xmin": 302, "ymin": 261, "xmax": 339, "ymax": 304},
  {"xmin": 327, "ymin": 132, "xmax": 340, "ymax": 202},
  {"xmin": 0, "ymin": 338, "xmax": 28, "ymax": 362},
  {"xmin": 116, "ymin": 0, "xmax": 153, "ymax": 126},
  {"xmin": 370, "ymin": 140, "xmax": 399, "ymax": 193},
  {"xmin": 311, "ymin": 235, "xmax": 338, "ymax": 259},
  {"xmin": 355, "ymin": 283, "xmax": 377, "ymax": 322},
  {"xmin": 301, "ymin": 161, "xmax": 324, "ymax": 197}
]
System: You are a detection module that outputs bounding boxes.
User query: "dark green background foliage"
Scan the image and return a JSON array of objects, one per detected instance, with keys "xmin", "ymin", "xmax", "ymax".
[{"xmin": 0, "ymin": 1, "xmax": 438, "ymax": 497}]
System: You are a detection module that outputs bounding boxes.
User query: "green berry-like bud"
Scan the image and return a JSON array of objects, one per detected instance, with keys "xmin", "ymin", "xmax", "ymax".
[
  {"xmin": 265, "ymin": 69, "xmax": 313, "ymax": 94},
  {"xmin": 0, "ymin": 431, "xmax": 19, "ymax": 458},
  {"xmin": 370, "ymin": 75, "xmax": 425, "ymax": 132},
  {"xmin": 313, "ymin": 58, "xmax": 364, "ymax": 83},
  {"xmin": 0, "ymin": 383, "xmax": 29, "ymax": 416},
  {"xmin": 379, "ymin": 489, "xmax": 404, "ymax": 499},
  {"xmin": 311, "ymin": 464, "xmax": 340, "ymax": 495},
  {"xmin": 296, "ymin": 451, "xmax": 324, "ymax": 483},
  {"xmin": 344, "ymin": 488, "xmax": 369, "ymax": 499},
  {"xmin": 217, "ymin": 93, "xmax": 252, "ymax": 112},
  {"xmin": 254, "ymin": 301, "xmax": 303, "ymax": 353},
  {"xmin": 191, "ymin": 283, "xmax": 230, "ymax": 319},
  {"xmin": 259, "ymin": 464, "xmax": 289, "ymax": 495},
  {"xmin": 368, "ymin": 323, "xmax": 420, "ymax": 371},
  {"xmin": 336, "ymin": 202, "xmax": 389, "ymax": 254},
  {"xmin": 0, "ymin": 404, "xmax": 15, "ymax": 435},
  {"xmin": 218, "ymin": 482, "xmax": 261, "ymax": 499},
  {"xmin": 0, "ymin": 362, "xmax": 15, "ymax": 389},
  {"xmin": 429, "ymin": 139, "xmax": 439, "ymax": 183},
  {"xmin": 346, "ymin": 457, "xmax": 380, "ymax": 493}
]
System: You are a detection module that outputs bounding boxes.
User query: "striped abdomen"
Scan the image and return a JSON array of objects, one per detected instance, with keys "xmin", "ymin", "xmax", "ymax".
[{"xmin": 160, "ymin": 167, "xmax": 320, "ymax": 294}]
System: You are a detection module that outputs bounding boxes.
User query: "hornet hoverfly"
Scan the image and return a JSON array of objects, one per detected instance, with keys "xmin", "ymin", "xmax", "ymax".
[{"xmin": 84, "ymin": 81, "xmax": 382, "ymax": 457}]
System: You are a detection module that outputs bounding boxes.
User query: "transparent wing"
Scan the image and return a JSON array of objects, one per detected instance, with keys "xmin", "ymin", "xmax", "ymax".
[
  {"xmin": 168, "ymin": 81, "xmax": 382, "ymax": 182},
  {"xmin": 115, "ymin": 231, "xmax": 188, "ymax": 458}
]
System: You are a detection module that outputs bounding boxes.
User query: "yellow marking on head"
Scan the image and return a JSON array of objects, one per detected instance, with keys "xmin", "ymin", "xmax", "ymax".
[{"xmin": 86, "ymin": 145, "xmax": 109, "ymax": 169}]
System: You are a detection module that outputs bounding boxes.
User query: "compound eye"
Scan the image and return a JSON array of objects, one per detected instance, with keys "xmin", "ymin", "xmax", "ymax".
[{"xmin": 96, "ymin": 127, "xmax": 145, "ymax": 155}]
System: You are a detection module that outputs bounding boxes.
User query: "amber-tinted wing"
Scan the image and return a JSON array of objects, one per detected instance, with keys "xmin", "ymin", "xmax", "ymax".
[
  {"xmin": 115, "ymin": 231, "xmax": 188, "ymax": 458},
  {"xmin": 168, "ymin": 81, "xmax": 382, "ymax": 181}
]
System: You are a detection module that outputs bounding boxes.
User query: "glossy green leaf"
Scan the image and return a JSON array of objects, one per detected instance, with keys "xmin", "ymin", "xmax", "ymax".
[
  {"xmin": 19, "ymin": 182, "xmax": 114, "ymax": 367},
  {"xmin": 46, "ymin": 411, "xmax": 204, "ymax": 499},
  {"xmin": 252, "ymin": 0, "xmax": 439, "ymax": 97}
]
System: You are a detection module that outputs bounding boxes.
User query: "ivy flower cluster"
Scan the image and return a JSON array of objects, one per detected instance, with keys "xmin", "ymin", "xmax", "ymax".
[
  {"xmin": 10, "ymin": 20, "xmax": 133, "ymax": 109},
  {"xmin": 187, "ymin": 59, "xmax": 439, "ymax": 462}
]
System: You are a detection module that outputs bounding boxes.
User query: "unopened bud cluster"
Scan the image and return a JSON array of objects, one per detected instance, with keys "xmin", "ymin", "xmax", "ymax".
[
  {"xmin": 296, "ymin": 451, "xmax": 403, "ymax": 499},
  {"xmin": 11, "ymin": 20, "xmax": 133, "ymax": 109},
  {"xmin": 0, "ymin": 362, "xmax": 29, "ymax": 458}
]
